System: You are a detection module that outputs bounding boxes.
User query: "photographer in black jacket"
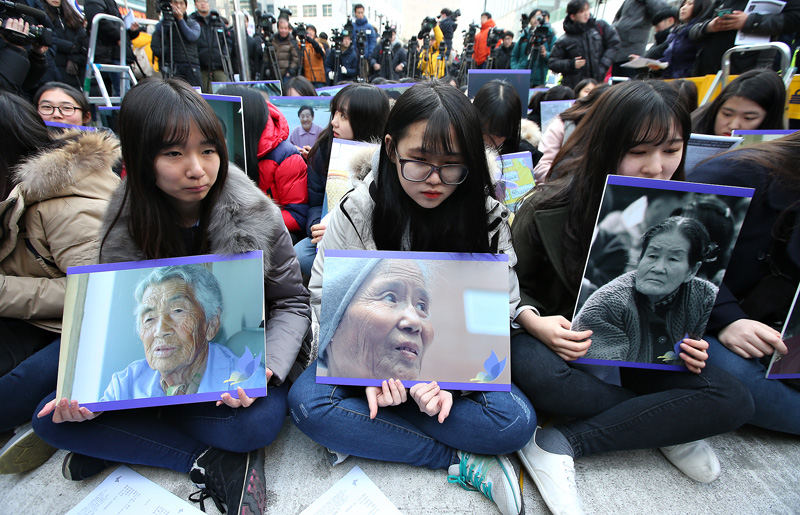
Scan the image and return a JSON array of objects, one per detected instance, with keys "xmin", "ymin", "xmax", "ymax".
[
  {"xmin": 368, "ymin": 27, "xmax": 407, "ymax": 80},
  {"xmin": 151, "ymin": 0, "xmax": 202, "ymax": 87},
  {"xmin": 189, "ymin": 0, "xmax": 234, "ymax": 92},
  {"xmin": 438, "ymin": 8, "xmax": 457, "ymax": 59}
]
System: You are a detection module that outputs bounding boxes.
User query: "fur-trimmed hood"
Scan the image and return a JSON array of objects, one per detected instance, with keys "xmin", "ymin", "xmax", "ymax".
[
  {"xmin": 13, "ymin": 129, "xmax": 121, "ymax": 204},
  {"xmin": 99, "ymin": 164, "xmax": 283, "ymax": 277},
  {"xmin": 521, "ymin": 119, "xmax": 542, "ymax": 149}
]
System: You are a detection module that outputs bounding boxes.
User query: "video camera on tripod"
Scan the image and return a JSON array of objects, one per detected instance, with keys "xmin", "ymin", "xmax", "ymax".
[
  {"xmin": 380, "ymin": 21, "xmax": 393, "ymax": 50},
  {"xmin": 294, "ymin": 21, "xmax": 307, "ymax": 40},
  {"xmin": 252, "ymin": 10, "xmax": 280, "ymax": 80},
  {"xmin": 418, "ymin": 16, "xmax": 436, "ymax": 40},
  {"xmin": 0, "ymin": 0, "xmax": 53, "ymax": 46},
  {"xmin": 254, "ymin": 10, "xmax": 276, "ymax": 38}
]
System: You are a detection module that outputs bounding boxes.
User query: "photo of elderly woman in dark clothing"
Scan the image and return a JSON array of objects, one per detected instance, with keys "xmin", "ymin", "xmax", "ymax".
[{"xmin": 574, "ymin": 216, "xmax": 718, "ymax": 365}]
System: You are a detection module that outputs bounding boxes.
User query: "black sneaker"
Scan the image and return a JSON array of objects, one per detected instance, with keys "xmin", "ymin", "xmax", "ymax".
[
  {"xmin": 0, "ymin": 424, "xmax": 56, "ymax": 474},
  {"xmin": 189, "ymin": 447, "xmax": 266, "ymax": 515},
  {"xmin": 62, "ymin": 452, "xmax": 115, "ymax": 481}
]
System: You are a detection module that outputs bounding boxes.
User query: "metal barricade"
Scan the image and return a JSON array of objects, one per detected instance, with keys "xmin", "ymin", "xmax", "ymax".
[
  {"xmin": 83, "ymin": 13, "xmax": 138, "ymax": 106},
  {"xmin": 700, "ymin": 42, "xmax": 796, "ymax": 107}
]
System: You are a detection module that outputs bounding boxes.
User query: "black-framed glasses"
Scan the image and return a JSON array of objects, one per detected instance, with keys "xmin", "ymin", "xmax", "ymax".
[
  {"xmin": 38, "ymin": 104, "xmax": 82, "ymax": 116},
  {"xmin": 395, "ymin": 150, "xmax": 469, "ymax": 185}
]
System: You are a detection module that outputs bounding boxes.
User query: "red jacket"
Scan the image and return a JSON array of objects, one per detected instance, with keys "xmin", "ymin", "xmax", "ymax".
[
  {"xmin": 257, "ymin": 102, "xmax": 308, "ymax": 234},
  {"xmin": 473, "ymin": 18, "xmax": 497, "ymax": 66}
]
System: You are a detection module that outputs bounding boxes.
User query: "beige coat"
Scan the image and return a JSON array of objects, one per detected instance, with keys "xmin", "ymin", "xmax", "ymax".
[{"xmin": 0, "ymin": 130, "xmax": 120, "ymax": 332}]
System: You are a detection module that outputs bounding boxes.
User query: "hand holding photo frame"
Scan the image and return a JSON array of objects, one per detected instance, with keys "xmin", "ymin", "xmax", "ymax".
[
  {"xmin": 571, "ymin": 175, "xmax": 755, "ymax": 371},
  {"xmin": 57, "ymin": 253, "xmax": 267, "ymax": 412},
  {"xmin": 317, "ymin": 250, "xmax": 512, "ymax": 391}
]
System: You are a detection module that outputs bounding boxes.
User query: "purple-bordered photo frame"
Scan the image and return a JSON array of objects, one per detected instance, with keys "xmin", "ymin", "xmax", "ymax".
[
  {"xmin": 731, "ymin": 129, "xmax": 800, "ymax": 147},
  {"xmin": 467, "ymin": 69, "xmax": 531, "ymax": 117},
  {"xmin": 317, "ymin": 250, "xmax": 512, "ymax": 391},
  {"xmin": 767, "ymin": 283, "xmax": 800, "ymax": 379},
  {"xmin": 571, "ymin": 175, "xmax": 755, "ymax": 371},
  {"xmin": 210, "ymin": 80, "xmax": 282, "ymax": 97},
  {"xmin": 57, "ymin": 252, "xmax": 267, "ymax": 412}
]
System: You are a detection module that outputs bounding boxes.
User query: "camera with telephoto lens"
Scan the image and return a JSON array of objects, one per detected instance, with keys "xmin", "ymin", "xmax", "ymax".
[
  {"xmin": 295, "ymin": 21, "xmax": 306, "ymax": 39},
  {"xmin": 255, "ymin": 11, "xmax": 275, "ymax": 37},
  {"xmin": 0, "ymin": 0, "xmax": 53, "ymax": 46},
  {"xmin": 278, "ymin": 7, "xmax": 292, "ymax": 18},
  {"xmin": 486, "ymin": 26, "xmax": 501, "ymax": 47},
  {"xmin": 418, "ymin": 16, "xmax": 436, "ymax": 39}
]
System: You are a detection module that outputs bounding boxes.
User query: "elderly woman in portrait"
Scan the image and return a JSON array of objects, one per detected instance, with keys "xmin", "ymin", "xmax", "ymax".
[
  {"xmin": 101, "ymin": 265, "xmax": 266, "ymax": 401},
  {"xmin": 317, "ymin": 258, "xmax": 433, "ymax": 380},
  {"xmin": 574, "ymin": 216, "xmax": 718, "ymax": 365}
]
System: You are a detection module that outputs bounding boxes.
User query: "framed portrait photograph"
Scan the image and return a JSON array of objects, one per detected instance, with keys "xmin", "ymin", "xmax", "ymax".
[
  {"xmin": 467, "ymin": 69, "xmax": 531, "ymax": 117},
  {"xmin": 767, "ymin": 284, "xmax": 800, "ymax": 379},
  {"xmin": 571, "ymin": 175, "xmax": 755, "ymax": 371},
  {"xmin": 317, "ymin": 250, "xmax": 512, "ymax": 391},
  {"xmin": 56, "ymin": 252, "xmax": 267, "ymax": 412},
  {"xmin": 268, "ymin": 96, "xmax": 332, "ymax": 152}
]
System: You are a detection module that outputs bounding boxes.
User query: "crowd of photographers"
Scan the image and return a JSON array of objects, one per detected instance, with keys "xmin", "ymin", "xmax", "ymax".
[{"xmin": 4, "ymin": 0, "xmax": 799, "ymax": 98}]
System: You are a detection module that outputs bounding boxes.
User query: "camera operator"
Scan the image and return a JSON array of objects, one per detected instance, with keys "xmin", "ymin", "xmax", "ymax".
[
  {"xmin": 84, "ymin": 0, "xmax": 140, "ymax": 94},
  {"xmin": 40, "ymin": 0, "xmax": 86, "ymax": 90},
  {"xmin": 352, "ymin": 3, "xmax": 375, "ymax": 57},
  {"xmin": 491, "ymin": 30, "xmax": 514, "ymax": 69},
  {"xmin": 189, "ymin": 0, "xmax": 234, "ymax": 92},
  {"xmin": 0, "ymin": 17, "xmax": 49, "ymax": 96},
  {"xmin": 151, "ymin": 0, "xmax": 202, "ymax": 86},
  {"xmin": 369, "ymin": 26, "xmax": 406, "ymax": 80},
  {"xmin": 511, "ymin": 9, "xmax": 555, "ymax": 87},
  {"xmin": 473, "ymin": 12, "xmax": 497, "ymax": 68},
  {"xmin": 437, "ymin": 8, "xmax": 458, "ymax": 59},
  {"xmin": 299, "ymin": 23, "xmax": 326, "ymax": 87},
  {"xmin": 325, "ymin": 27, "xmax": 357, "ymax": 83},
  {"xmin": 273, "ymin": 17, "xmax": 299, "ymax": 80},
  {"xmin": 417, "ymin": 16, "xmax": 444, "ymax": 78}
]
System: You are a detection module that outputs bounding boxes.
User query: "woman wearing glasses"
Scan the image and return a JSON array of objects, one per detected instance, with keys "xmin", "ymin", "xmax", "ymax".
[
  {"xmin": 34, "ymin": 82, "xmax": 92, "ymax": 127},
  {"xmin": 288, "ymin": 81, "xmax": 536, "ymax": 515}
]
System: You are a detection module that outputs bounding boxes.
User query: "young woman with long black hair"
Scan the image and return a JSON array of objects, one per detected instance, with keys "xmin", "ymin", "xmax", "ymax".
[{"xmin": 288, "ymin": 81, "xmax": 536, "ymax": 515}]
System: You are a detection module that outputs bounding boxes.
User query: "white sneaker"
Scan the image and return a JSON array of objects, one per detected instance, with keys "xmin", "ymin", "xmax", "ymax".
[
  {"xmin": 447, "ymin": 451, "xmax": 523, "ymax": 515},
  {"xmin": 516, "ymin": 429, "xmax": 584, "ymax": 515},
  {"xmin": 660, "ymin": 440, "xmax": 720, "ymax": 483}
]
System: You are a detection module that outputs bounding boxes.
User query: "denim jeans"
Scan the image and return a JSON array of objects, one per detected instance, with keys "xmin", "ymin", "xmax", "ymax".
[
  {"xmin": 706, "ymin": 336, "xmax": 800, "ymax": 435},
  {"xmin": 511, "ymin": 332, "xmax": 754, "ymax": 458},
  {"xmin": 288, "ymin": 361, "xmax": 537, "ymax": 470},
  {"xmin": 293, "ymin": 237, "xmax": 317, "ymax": 277},
  {"xmin": 1, "ymin": 339, "xmax": 60, "ymax": 433},
  {"xmin": 31, "ymin": 382, "xmax": 289, "ymax": 473}
]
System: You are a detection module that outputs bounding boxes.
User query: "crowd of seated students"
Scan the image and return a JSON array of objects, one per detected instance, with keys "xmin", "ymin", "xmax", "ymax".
[{"xmin": 0, "ymin": 32, "xmax": 798, "ymax": 515}]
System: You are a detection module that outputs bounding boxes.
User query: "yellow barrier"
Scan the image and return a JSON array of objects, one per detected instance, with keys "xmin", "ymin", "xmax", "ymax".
[{"xmin": 787, "ymin": 75, "xmax": 800, "ymax": 122}]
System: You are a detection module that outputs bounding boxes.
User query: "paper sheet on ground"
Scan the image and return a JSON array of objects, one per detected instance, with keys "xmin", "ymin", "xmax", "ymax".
[
  {"xmin": 300, "ymin": 465, "xmax": 402, "ymax": 515},
  {"xmin": 735, "ymin": 0, "xmax": 785, "ymax": 45},
  {"xmin": 65, "ymin": 466, "xmax": 203, "ymax": 515},
  {"xmin": 685, "ymin": 134, "xmax": 742, "ymax": 172}
]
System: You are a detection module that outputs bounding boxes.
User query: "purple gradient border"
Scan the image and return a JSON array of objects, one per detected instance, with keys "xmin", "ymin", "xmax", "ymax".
[
  {"xmin": 200, "ymin": 93, "xmax": 243, "ymax": 103},
  {"xmin": 44, "ymin": 120, "xmax": 97, "ymax": 131},
  {"xmin": 732, "ymin": 130, "xmax": 797, "ymax": 135},
  {"xmin": 573, "ymin": 357, "xmax": 686, "ymax": 371},
  {"xmin": 469, "ymin": 69, "xmax": 529, "ymax": 74},
  {"xmin": 82, "ymin": 387, "xmax": 267, "ymax": 412},
  {"xmin": 315, "ymin": 377, "xmax": 511, "ymax": 391},
  {"xmin": 607, "ymin": 175, "xmax": 754, "ymax": 198},
  {"xmin": 767, "ymin": 373, "xmax": 800, "ymax": 379},
  {"xmin": 324, "ymin": 249, "xmax": 509, "ymax": 262},
  {"xmin": 67, "ymin": 251, "xmax": 262, "ymax": 275}
]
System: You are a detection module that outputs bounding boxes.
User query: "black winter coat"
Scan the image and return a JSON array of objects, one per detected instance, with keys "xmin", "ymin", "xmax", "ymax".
[{"xmin": 548, "ymin": 17, "xmax": 620, "ymax": 89}]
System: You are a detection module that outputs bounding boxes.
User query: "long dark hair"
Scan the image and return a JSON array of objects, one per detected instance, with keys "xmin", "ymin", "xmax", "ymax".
[
  {"xmin": 307, "ymin": 83, "xmax": 389, "ymax": 175},
  {"xmin": 372, "ymin": 81, "xmax": 494, "ymax": 253},
  {"xmin": 692, "ymin": 69, "xmax": 786, "ymax": 135},
  {"xmin": 0, "ymin": 91, "xmax": 51, "ymax": 199},
  {"xmin": 216, "ymin": 85, "xmax": 269, "ymax": 184},
  {"xmin": 473, "ymin": 79, "xmax": 522, "ymax": 155},
  {"xmin": 100, "ymin": 78, "xmax": 229, "ymax": 260},
  {"xmin": 529, "ymin": 80, "xmax": 691, "ymax": 282},
  {"xmin": 42, "ymin": 0, "xmax": 83, "ymax": 31}
]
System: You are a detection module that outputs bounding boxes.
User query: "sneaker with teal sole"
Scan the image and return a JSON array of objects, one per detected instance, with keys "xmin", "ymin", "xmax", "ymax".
[{"xmin": 447, "ymin": 451, "xmax": 524, "ymax": 515}]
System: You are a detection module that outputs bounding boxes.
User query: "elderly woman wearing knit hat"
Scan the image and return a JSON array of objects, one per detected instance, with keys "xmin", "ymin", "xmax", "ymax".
[{"xmin": 318, "ymin": 257, "xmax": 433, "ymax": 380}]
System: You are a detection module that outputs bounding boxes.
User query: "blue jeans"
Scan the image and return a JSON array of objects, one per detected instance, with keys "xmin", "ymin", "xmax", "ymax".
[
  {"xmin": 706, "ymin": 336, "xmax": 800, "ymax": 435},
  {"xmin": 293, "ymin": 237, "xmax": 317, "ymax": 277},
  {"xmin": 288, "ymin": 361, "xmax": 536, "ymax": 470},
  {"xmin": 31, "ymin": 383, "xmax": 290, "ymax": 473},
  {"xmin": 510, "ymin": 332, "xmax": 754, "ymax": 458},
  {"xmin": 1, "ymin": 339, "xmax": 60, "ymax": 433}
]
